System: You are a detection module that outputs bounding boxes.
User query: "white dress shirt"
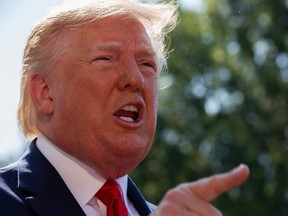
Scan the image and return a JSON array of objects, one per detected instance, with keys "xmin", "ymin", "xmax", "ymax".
[{"xmin": 36, "ymin": 134, "xmax": 140, "ymax": 216}]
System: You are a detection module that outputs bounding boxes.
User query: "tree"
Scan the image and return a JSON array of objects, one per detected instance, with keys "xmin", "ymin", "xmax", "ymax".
[{"xmin": 131, "ymin": 0, "xmax": 288, "ymax": 215}]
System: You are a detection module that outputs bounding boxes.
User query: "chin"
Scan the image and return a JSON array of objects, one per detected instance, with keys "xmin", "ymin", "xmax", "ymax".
[{"xmin": 116, "ymin": 135, "xmax": 152, "ymax": 155}]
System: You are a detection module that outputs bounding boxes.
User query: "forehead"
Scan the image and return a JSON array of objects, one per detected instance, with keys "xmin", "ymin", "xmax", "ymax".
[{"xmin": 65, "ymin": 15, "xmax": 155, "ymax": 53}]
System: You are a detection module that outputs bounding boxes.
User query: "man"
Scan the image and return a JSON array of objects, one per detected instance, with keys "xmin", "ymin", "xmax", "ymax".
[{"xmin": 0, "ymin": 0, "xmax": 249, "ymax": 215}]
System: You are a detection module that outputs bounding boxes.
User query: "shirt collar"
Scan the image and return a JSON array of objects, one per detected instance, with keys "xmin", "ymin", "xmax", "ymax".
[{"xmin": 36, "ymin": 134, "xmax": 129, "ymax": 208}]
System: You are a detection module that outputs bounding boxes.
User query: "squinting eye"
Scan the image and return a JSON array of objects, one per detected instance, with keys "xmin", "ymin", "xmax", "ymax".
[
  {"xmin": 140, "ymin": 61, "xmax": 156, "ymax": 70},
  {"xmin": 142, "ymin": 62, "xmax": 153, "ymax": 67},
  {"xmin": 94, "ymin": 56, "xmax": 111, "ymax": 61}
]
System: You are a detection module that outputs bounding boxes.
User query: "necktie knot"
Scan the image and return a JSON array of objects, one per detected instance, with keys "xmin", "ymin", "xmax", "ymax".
[{"xmin": 96, "ymin": 180, "xmax": 128, "ymax": 216}]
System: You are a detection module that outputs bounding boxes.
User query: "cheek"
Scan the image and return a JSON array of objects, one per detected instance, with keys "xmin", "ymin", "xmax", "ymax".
[
  {"xmin": 146, "ymin": 79, "xmax": 158, "ymax": 124},
  {"xmin": 53, "ymin": 80, "xmax": 91, "ymax": 123},
  {"xmin": 149, "ymin": 79, "xmax": 159, "ymax": 109}
]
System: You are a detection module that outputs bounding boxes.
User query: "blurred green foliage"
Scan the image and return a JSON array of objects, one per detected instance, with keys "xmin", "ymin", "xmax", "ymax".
[
  {"xmin": 1, "ymin": 0, "xmax": 287, "ymax": 215},
  {"xmin": 131, "ymin": 0, "xmax": 288, "ymax": 215}
]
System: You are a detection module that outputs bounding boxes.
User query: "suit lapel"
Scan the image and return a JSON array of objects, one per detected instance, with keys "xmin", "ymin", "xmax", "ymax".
[
  {"xmin": 18, "ymin": 141, "xmax": 86, "ymax": 216},
  {"xmin": 127, "ymin": 177, "xmax": 153, "ymax": 216},
  {"xmin": 17, "ymin": 140, "xmax": 154, "ymax": 216}
]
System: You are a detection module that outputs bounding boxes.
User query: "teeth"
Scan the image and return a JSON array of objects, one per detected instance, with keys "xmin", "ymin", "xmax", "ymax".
[
  {"xmin": 120, "ymin": 117, "xmax": 134, "ymax": 122},
  {"xmin": 114, "ymin": 105, "xmax": 140, "ymax": 123},
  {"xmin": 122, "ymin": 105, "xmax": 138, "ymax": 112}
]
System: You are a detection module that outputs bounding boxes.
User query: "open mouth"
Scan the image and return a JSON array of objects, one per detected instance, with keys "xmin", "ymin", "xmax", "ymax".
[{"xmin": 113, "ymin": 105, "xmax": 141, "ymax": 123}]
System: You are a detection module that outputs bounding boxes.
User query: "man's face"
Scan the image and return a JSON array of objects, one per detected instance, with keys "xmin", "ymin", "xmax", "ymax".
[{"xmin": 48, "ymin": 16, "xmax": 158, "ymax": 178}]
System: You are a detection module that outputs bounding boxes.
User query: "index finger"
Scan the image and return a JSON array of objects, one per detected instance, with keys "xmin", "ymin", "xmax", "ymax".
[{"xmin": 188, "ymin": 164, "xmax": 250, "ymax": 202}]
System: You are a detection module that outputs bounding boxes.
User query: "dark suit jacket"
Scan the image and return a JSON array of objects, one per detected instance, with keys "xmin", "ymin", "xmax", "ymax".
[{"xmin": 0, "ymin": 140, "xmax": 154, "ymax": 216}]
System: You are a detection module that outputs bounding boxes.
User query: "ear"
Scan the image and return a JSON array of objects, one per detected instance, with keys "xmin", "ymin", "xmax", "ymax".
[{"xmin": 30, "ymin": 74, "xmax": 54, "ymax": 116}]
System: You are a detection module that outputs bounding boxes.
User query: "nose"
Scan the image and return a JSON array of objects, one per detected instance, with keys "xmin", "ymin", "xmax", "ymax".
[{"xmin": 117, "ymin": 59, "xmax": 144, "ymax": 92}]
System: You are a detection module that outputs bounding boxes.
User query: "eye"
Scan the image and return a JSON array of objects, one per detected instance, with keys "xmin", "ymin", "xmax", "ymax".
[
  {"xmin": 91, "ymin": 55, "xmax": 116, "ymax": 69},
  {"xmin": 139, "ymin": 60, "xmax": 157, "ymax": 72},
  {"xmin": 94, "ymin": 56, "xmax": 112, "ymax": 61},
  {"xmin": 91, "ymin": 55, "xmax": 115, "ymax": 67},
  {"xmin": 142, "ymin": 61, "xmax": 153, "ymax": 67}
]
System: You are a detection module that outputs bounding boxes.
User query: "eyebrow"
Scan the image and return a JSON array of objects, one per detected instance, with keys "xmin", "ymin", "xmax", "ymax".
[
  {"xmin": 136, "ymin": 43, "xmax": 157, "ymax": 57},
  {"xmin": 89, "ymin": 42, "xmax": 156, "ymax": 57},
  {"xmin": 89, "ymin": 42, "xmax": 122, "ymax": 52}
]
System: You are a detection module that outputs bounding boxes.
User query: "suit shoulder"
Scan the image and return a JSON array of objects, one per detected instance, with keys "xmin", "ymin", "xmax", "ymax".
[
  {"xmin": 0, "ymin": 161, "xmax": 19, "ymax": 190},
  {"xmin": 0, "ymin": 162, "xmax": 29, "ymax": 212},
  {"xmin": 0, "ymin": 170, "xmax": 34, "ymax": 215}
]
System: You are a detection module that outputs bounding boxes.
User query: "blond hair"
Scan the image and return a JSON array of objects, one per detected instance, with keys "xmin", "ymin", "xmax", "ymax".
[{"xmin": 18, "ymin": 0, "xmax": 179, "ymax": 140}]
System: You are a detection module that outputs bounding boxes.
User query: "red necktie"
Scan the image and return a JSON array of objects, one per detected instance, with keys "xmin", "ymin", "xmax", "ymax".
[{"xmin": 96, "ymin": 180, "xmax": 129, "ymax": 216}]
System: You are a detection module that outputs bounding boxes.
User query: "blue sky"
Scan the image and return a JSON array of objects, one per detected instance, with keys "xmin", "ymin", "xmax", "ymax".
[{"xmin": 0, "ymin": 0, "xmax": 203, "ymax": 160}]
